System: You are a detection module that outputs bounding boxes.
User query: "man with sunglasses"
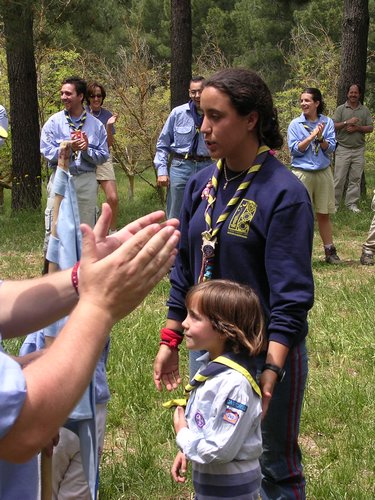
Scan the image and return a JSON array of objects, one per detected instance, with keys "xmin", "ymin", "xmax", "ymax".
[{"xmin": 154, "ymin": 76, "xmax": 212, "ymax": 220}]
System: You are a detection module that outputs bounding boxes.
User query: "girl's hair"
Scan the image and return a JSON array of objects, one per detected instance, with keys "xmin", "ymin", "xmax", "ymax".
[
  {"xmin": 301, "ymin": 87, "xmax": 325, "ymax": 115},
  {"xmin": 185, "ymin": 279, "xmax": 266, "ymax": 356},
  {"xmin": 86, "ymin": 81, "xmax": 106, "ymax": 104},
  {"xmin": 203, "ymin": 68, "xmax": 283, "ymax": 150}
]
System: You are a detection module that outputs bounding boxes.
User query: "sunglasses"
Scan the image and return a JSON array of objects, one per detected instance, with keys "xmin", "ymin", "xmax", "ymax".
[{"xmin": 90, "ymin": 94, "xmax": 102, "ymax": 98}]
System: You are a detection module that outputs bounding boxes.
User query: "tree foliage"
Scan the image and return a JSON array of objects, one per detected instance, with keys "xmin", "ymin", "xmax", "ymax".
[
  {"xmin": 0, "ymin": 0, "xmax": 373, "ymax": 210},
  {"xmin": 79, "ymin": 28, "xmax": 169, "ymax": 200}
]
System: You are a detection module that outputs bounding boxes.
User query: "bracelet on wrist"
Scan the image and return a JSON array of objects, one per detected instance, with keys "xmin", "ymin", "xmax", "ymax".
[
  {"xmin": 160, "ymin": 327, "xmax": 184, "ymax": 350},
  {"xmin": 261, "ymin": 363, "xmax": 286, "ymax": 382},
  {"xmin": 71, "ymin": 261, "xmax": 80, "ymax": 296}
]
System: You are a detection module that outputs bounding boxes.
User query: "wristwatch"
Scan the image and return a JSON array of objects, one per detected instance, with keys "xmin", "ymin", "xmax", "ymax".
[{"xmin": 262, "ymin": 363, "xmax": 286, "ymax": 382}]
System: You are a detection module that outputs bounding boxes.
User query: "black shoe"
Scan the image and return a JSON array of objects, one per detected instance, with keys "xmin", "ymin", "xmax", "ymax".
[{"xmin": 325, "ymin": 245, "xmax": 341, "ymax": 264}]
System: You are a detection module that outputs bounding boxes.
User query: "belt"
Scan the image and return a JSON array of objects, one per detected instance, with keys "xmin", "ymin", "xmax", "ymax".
[
  {"xmin": 173, "ymin": 153, "xmax": 211, "ymax": 162},
  {"xmin": 69, "ymin": 169, "xmax": 94, "ymax": 176}
]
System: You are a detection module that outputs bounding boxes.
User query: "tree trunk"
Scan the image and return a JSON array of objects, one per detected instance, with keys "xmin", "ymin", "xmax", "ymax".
[
  {"xmin": 2, "ymin": 0, "xmax": 42, "ymax": 211},
  {"xmin": 337, "ymin": 0, "xmax": 369, "ymax": 105},
  {"xmin": 170, "ymin": 0, "xmax": 192, "ymax": 110}
]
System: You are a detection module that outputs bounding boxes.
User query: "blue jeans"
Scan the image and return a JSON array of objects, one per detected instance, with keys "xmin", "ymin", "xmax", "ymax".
[
  {"xmin": 189, "ymin": 341, "xmax": 308, "ymax": 500},
  {"xmin": 167, "ymin": 158, "xmax": 212, "ymax": 220}
]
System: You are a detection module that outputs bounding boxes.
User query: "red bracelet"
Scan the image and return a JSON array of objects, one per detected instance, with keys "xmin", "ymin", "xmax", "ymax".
[
  {"xmin": 71, "ymin": 261, "xmax": 80, "ymax": 296},
  {"xmin": 160, "ymin": 327, "xmax": 183, "ymax": 350}
]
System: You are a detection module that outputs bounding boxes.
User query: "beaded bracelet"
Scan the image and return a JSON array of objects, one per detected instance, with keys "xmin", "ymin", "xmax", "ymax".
[{"xmin": 71, "ymin": 261, "xmax": 80, "ymax": 296}]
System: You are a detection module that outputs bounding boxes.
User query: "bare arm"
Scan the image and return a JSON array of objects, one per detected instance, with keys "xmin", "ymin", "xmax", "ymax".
[
  {"xmin": 153, "ymin": 319, "xmax": 183, "ymax": 391},
  {"xmin": 0, "ymin": 204, "xmax": 178, "ymax": 339},
  {"xmin": 0, "ymin": 271, "xmax": 76, "ymax": 339},
  {"xmin": 106, "ymin": 113, "xmax": 118, "ymax": 148},
  {"xmin": 297, "ymin": 122, "xmax": 326, "ymax": 152},
  {"xmin": 347, "ymin": 124, "xmax": 373, "ymax": 134},
  {"xmin": 0, "ymin": 209, "xmax": 179, "ymax": 462},
  {"xmin": 260, "ymin": 341, "xmax": 289, "ymax": 417}
]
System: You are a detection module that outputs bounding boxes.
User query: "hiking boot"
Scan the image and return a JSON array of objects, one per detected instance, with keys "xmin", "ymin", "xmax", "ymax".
[
  {"xmin": 325, "ymin": 245, "xmax": 341, "ymax": 264},
  {"xmin": 360, "ymin": 251, "xmax": 374, "ymax": 266}
]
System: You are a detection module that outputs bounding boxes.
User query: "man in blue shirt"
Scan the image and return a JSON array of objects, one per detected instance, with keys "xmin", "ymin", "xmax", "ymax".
[
  {"xmin": 154, "ymin": 77, "xmax": 212, "ymax": 219},
  {"xmin": 41, "ymin": 77, "xmax": 109, "ymax": 266},
  {"xmin": 0, "ymin": 105, "xmax": 8, "ymax": 148}
]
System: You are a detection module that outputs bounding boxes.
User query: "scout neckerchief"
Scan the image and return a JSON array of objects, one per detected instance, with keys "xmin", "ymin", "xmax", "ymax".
[
  {"xmin": 188, "ymin": 99, "xmax": 204, "ymax": 157},
  {"xmin": 199, "ymin": 144, "xmax": 270, "ymax": 282},
  {"xmin": 64, "ymin": 109, "xmax": 87, "ymax": 159},
  {"xmin": 302, "ymin": 119, "xmax": 321, "ymax": 156},
  {"xmin": 163, "ymin": 351, "xmax": 261, "ymax": 409}
]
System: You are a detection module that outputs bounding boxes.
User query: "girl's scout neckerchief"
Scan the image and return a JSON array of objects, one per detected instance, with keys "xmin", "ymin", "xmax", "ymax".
[
  {"xmin": 163, "ymin": 351, "xmax": 261, "ymax": 409},
  {"xmin": 64, "ymin": 109, "xmax": 87, "ymax": 159},
  {"xmin": 199, "ymin": 144, "xmax": 270, "ymax": 282},
  {"xmin": 302, "ymin": 121, "xmax": 322, "ymax": 156}
]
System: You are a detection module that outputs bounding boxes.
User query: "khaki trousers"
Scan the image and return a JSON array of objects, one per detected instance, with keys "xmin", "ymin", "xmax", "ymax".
[{"xmin": 334, "ymin": 145, "xmax": 365, "ymax": 208}]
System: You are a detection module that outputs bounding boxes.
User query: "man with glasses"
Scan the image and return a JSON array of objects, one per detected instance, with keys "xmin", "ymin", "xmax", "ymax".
[
  {"xmin": 154, "ymin": 76, "xmax": 212, "ymax": 219},
  {"xmin": 41, "ymin": 76, "xmax": 109, "ymax": 267}
]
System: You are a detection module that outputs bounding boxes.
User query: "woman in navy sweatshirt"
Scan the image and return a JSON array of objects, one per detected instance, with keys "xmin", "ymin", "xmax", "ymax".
[{"xmin": 154, "ymin": 68, "xmax": 314, "ymax": 500}]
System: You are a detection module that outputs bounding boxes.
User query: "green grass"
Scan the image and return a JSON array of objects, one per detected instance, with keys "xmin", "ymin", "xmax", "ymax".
[{"xmin": 1, "ymin": 165, "xmax": 374, "ymax": 499}]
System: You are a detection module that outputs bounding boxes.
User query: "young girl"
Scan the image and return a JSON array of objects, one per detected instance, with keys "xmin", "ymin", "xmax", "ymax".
[{"xmin": 169, "ymin": 279, "xmax": 265, "ymax": 499}]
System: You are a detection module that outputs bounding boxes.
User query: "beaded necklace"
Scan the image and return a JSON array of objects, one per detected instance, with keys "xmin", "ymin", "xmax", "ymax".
[
  {"xmin": 199, "ymin": 144, "xmax": 270, "ymax": 282},
  {"xmin": 90, "ymin": 107, "xmax": 102, "ymax": 119}
]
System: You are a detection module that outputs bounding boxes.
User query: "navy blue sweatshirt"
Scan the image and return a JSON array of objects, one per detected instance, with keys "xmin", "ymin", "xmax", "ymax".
[{"xmin": 167, "ymin": 153, "xmax": 315, "ymax": 348}]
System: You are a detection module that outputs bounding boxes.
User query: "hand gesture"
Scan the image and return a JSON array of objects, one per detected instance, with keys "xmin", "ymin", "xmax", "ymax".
[
  {"xmin": 312, "ymin": 122, "xmax": 325, "ymax": 138},
  {"xmin": 173, "ymin": 406, "xmax": 188, "ymax": 434},
  {"xmin": 157, "ymin": 175, "xmax": 170, "ymax": 188},
  {"xmin": 78, "ymin": 214, "xmax": 180, "ymax": 324},
  {"xmin": 259, "ymin": 369, "xmax": 278, "ymax": 419},
  {"xmin": 93, "ymin": 203, "xmax": 179, "ymax": 260},
  {"xmin": 107, "ymin": 113, "xmax": 118, "ymax": 125},
  {"xmin": 171, "ymin": 451, "xmax": 188, "ymax": 483},
  {"xmin": 153, "ymin": 344, "xmax": 181, "ymax": 391},
  {"xmin": 71, "ymin": 131, "xmax": 88, "ymax": 151}
]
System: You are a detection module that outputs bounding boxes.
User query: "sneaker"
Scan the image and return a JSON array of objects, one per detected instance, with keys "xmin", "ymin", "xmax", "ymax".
[
  {"xmin": 348, "ymin": 205, "xmax": 361, "ymax": 213},
  {"xmin": 325, "ymin": 245, "xmax": 341, "ymax": 264},
  {"xmin": 360, "ymin": 251, "xmax": 374, "ymax": 266}
]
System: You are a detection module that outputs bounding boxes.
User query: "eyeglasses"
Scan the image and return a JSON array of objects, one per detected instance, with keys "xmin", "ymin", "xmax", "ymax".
[{"xmin": 90, "ymin": 94, "xmax": 102, "ymax": 98}]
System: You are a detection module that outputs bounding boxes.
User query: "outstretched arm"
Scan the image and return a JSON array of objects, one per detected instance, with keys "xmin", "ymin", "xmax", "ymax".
[
  {"xmin": 0, "ymin": 218, "xmax": 179, "ymax": 463},
  {"xmin": 0, "ymin": 204, "xmax": 178, "ymax": 339}
]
